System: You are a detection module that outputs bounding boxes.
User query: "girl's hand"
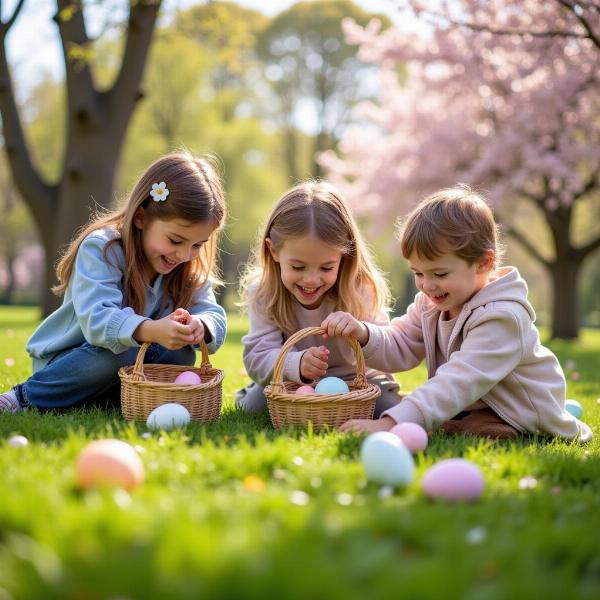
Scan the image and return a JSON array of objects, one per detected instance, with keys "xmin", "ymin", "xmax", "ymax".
[
  {"xmin": 135, "ymin": 314, "xmax": 194, "ymax": 350},
  {"xmin": 300, "ymin": 346, "xmax": 330, "ymax": 381},
  {"xmin": 188, "ymin": 316, "xmax": 206, "ymax": 345},
  {"xmin": 339, "ymin": 416, "xmax": 396, "ymax": 433},
  {"xmin": 321, "ymin": 312, "xmax": 369, "ymax": 346},
  {"xmin": 172, "ymin": 308, "xmax": 191, "ymax": 325},
  {"xmin": 173, "ymin": 308, "xmax": 206, "ymax": 345}
]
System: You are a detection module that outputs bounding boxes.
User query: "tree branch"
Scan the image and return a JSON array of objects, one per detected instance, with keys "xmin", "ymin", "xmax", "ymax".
[
  {"xmin": 505, "ymin": 225, "xmax": 552, "ymax": 269},
  {"xmin": 0, "ymin": 0, "xmax": 26, "ymax": 38},
  {"xmin": 109, "ymin": 1, "xmax": 161, "ymax": 116},
  {"xmin": 418, "ymin": 11, "xmax": 588, "ymax": 41},
  {"xmin": 578, "ymin": 232, "xmax": 600, "ymax": 260},
  {"xmin": 55, "ymin": 0, "xmax": 95, "ymax": 100},
  {"xmin": 555, "ymin": 0, "xmax": 600, "ymax": 49}
]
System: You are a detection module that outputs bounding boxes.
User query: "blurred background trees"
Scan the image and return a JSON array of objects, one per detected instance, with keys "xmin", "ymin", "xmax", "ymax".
[{"xmin": 0, "ymin": 0, "xmax": 599, "ymax": 338}]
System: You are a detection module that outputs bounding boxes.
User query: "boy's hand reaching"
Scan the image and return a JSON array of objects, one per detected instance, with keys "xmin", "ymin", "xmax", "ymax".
[
  {"xmin": 339, "ymin": 416, "xmax": 396, "ymax": 434},
  {"xmin": 300, "ymin": 346, "xmax": 330, "ymax": 381},
  {"xmin": 321, "ymin": 311, "xmax": 369, "ymax": 346}
]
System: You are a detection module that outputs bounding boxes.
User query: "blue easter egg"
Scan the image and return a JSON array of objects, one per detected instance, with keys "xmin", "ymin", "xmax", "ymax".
[
  {"xmin": 565, "ymin": 399, "xmax": 583, "ymax": 419},
  {"xmin": 360, "ymin": 432, "xmax": 415, "ymax": 487},
  {"xmin": 314, "ymin": 376, "xmax": 350, "ymax": 394},
  {"xmin": 146, "ymin": 403, "xmax": 191, "ymax": 431}
]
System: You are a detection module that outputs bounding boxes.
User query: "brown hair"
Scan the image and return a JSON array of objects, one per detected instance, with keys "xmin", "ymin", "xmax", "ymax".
[
  {"xmin": 399, "ymin": 184, "xmax": 503, "ymax": 268},
  {"xmin": 53, "ymin": 151, "xmax": 226, "ymax": 314},
  {"xmin": 241, "ymin": 181, "xmax": 390, "ymax": 334}
]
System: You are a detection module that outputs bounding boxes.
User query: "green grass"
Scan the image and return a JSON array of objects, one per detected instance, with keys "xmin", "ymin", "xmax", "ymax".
[{"xmin": 1, "ymin": 306, "xmax": 599, "ymax": 599}]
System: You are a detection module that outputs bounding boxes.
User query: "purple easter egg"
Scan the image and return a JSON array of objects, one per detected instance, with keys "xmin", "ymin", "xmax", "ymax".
[
  {"xmin": 174, "ymin": 371, "xmax": 201, "ymax": 385},
  {"xmin": 422, "ymin": 458, "xmax": 484, "ymax": 502}
]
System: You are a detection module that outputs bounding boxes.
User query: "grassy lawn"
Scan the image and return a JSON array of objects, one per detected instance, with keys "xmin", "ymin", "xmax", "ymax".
[{"xmin": 1, "ymin": 305, "xmax": 599, "ymax": 599}]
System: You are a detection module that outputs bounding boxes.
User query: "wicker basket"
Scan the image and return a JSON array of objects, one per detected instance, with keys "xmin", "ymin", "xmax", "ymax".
[
  {"xmin": 264, "ymin": 326, "xmax": 380, "ymax": 430},
  {"xmin": 118, "ymin": 340, "xmax": 223, "ymax": 422}
]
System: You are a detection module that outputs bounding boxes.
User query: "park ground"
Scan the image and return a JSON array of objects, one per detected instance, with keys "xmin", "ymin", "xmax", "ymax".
[{"xmin": 1, "ymin": 306, "xmax": 599, "ymax": 599}]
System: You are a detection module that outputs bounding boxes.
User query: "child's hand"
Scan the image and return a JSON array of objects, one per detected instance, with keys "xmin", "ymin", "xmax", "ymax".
[
  {"xmin": 300, "ymin": 346, "xmax": 330, "ymax": 381},
  {"xmin": 172, "ymin": 308, "xmax": 191, "ymax": 325},
  {"xmin": 339, "ymin": 415, "xmax": 396, "ymax": 433},
  {"xmin": 321, "ymin": 311, "xmax": 369, "ymax": 346},
  {"xmin": 188, "ymin": 316, "xmax": 206, "ymax": 345},
  {"xmin": 134, "ymin": 313, "xmax": 195, "ymax": 350}
]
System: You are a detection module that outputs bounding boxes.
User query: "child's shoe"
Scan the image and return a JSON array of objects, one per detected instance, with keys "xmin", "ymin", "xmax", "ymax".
[{"xmin": 0, "ymin": 390, "xmax": 21, "ymax": 413}]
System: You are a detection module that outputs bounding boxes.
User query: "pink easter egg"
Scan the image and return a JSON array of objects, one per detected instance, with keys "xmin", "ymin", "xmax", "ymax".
[
  {"xmin": 75, "ymin": 439, "xmax": 144, "ymax": 491},
  {"xmin": 296, "ymin": 385, "xmax": 316, "ymax": 395},
  {"xmin": 174, "ymin": 370, "xmax": 201, "ymax": 385},
  {"xmin": 422, "ymin": 458, "xmax": 484, "ymax": 502},
  {"xmin": 390, "ymin": 422, "xmax": 428, "ymax": 453}
]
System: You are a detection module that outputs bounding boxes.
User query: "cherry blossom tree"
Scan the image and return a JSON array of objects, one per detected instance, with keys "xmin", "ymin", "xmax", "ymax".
[{"xmin": 321, "ymin": 0, "xmax": 600, "ymax": 339}]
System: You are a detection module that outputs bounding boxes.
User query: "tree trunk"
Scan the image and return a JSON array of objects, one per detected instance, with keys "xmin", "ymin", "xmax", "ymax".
[
  {"xmin": 549, "ymin": 257, "xmax": 581, "ymax": 340},
  {"xmin": 0, "ymin": 1, "xmax": 160, "ymax": 316}
]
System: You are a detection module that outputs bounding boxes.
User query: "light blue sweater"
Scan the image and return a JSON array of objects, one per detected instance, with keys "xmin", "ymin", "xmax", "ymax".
[{"xmin": 27, "ymin": 227, "xmax": 227, "ymax": 371}]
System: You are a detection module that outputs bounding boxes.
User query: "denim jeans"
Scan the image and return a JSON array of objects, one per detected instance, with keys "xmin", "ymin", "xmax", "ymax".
[{"xmin": 14, "ymin": 343, "xmax": 195, "ymax": 411}]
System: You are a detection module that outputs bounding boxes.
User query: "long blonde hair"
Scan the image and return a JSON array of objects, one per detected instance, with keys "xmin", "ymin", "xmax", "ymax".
[
  {"xmin": 53, "ymin": 151, "xmax": 226, "ymax": 314},
  {"xmin": 241, "ymin": 181, "xmax": 390, "ymax": 334}
]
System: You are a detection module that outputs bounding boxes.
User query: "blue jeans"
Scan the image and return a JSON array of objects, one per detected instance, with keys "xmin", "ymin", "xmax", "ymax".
[{"xmin": 13, "ymin": 343, "xmax": 195, "ymax": 411}]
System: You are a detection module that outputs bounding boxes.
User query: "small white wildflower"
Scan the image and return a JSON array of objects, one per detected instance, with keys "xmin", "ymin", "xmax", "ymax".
[{"xmin": 289, "ymin": 490, "xmax": 310, "ymax": 506}]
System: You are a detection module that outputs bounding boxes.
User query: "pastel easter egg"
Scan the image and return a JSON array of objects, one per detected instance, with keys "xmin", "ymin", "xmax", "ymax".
[
  {"xmin": 390, "ymin": 422, "xmax": 428, "ymax": 453},
  {"xmin": 565, "ymin": 399, "xmax": 583, "ymax": 419},
  {"xmin": 76, "ymin": 439, "xmax": 144, "ymax": 491},
  {"xmin": 174, "ymin": 370, "xmax": 202, "ymax": 385},
  {"xmin": 422, "ymin": 458, "xmax": 484, "ymax": 502},
  {"xmin": 8, "ymin": 435, "xmax": 29, "ymax": 448},
  {"xmin": 315, "ymin": 377, "xmax": 349, "ymax": 395},
  {"xmin": 296, "ymin": 385, "xmax": 316, "ymax": 394},
  {"xmin": 360, "ymin": 431, "xmax": 415, "ymax": 487},
  {"xmin": 146, "ymin": 403, "xmax": 191, "ymax": 431}
]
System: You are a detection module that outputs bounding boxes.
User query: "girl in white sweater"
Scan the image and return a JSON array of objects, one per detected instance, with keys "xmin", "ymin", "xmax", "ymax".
[{"xmin": 236, "ymin": 181, "xmax": 401, "ymax": 416}]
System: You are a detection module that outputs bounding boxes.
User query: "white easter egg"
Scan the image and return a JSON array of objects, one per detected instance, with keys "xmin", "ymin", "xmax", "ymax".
[
  {"xmin": 8, "ymin": 435, "xmax": 29, "ymax": 448},
  {"xmin": 360, "ymin": 431, "xmax": 415, "ymax": 487},
  {"xmin": 422, "ymin": 458, "xmax": 484, "ymax": 502},
  {"xmin": 146, "ymin": 403, "xmax": 191, "ymax": 431}
]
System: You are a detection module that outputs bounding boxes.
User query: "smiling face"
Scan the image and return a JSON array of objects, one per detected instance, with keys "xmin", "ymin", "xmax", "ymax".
[
  {"xmin": 134, "ymin": 210, "xmax": 217, "ymax": 283},
  {"xmin": 267, "ymin": 234, "xmax": 343, "ymax": 309},
  {"xmin": 408, "ymin": 250, "xmax": 493, "ymax": 319}
]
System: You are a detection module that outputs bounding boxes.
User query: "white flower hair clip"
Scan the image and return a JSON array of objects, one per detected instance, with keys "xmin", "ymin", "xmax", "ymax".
[{"xmin": 150, "ymin": 182, "xmax": 169, "ymax": 202}]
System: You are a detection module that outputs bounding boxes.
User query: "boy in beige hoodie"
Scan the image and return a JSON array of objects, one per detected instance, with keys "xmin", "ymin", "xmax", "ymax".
[{"xmin": 322, "ymin": 185, "xmax": 592, "ymax": 442}]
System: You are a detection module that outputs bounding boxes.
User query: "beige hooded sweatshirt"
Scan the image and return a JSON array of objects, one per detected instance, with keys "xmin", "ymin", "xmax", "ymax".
[{"xmin": 362, "ymin": 267, "xmax": 592, "ymax": 441}]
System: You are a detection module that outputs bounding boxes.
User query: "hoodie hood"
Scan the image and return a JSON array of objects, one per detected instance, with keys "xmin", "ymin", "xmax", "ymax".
[{"xmin": 467, "ymin": 266, "xmax": 536, "ymax": 321}]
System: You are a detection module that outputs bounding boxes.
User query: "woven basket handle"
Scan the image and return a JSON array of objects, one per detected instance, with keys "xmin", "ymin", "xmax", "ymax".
[
  {"xmin": 270, "ymin": 326, "xmax": 368, "ymax": 393},
  {"xmin": 130, "ymin": 339, "xmax": 213, "ymax": 382}
]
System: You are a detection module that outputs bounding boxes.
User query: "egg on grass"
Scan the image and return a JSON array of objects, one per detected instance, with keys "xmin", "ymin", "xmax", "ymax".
[
  {"xmin": 146, "ymin": 403, "xmax": 191, "ymax": 431},
  {"xmin": 564, "ymin": 399, "xmax": 583, "ymax": 420},
  {"xmin": 75, "ymin": 439, "xmax": 144, "ymax": 491},
  {"xmin": 360, "ymin": 431, "xmax": 415, "ymax": 487},
  {"xmin": 421, "ymin": 458, "xmax": 484, "ymax": 502},
  {"xmin": 390, "ymin": 422, "xmax": 428, "ymax": 453}
]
